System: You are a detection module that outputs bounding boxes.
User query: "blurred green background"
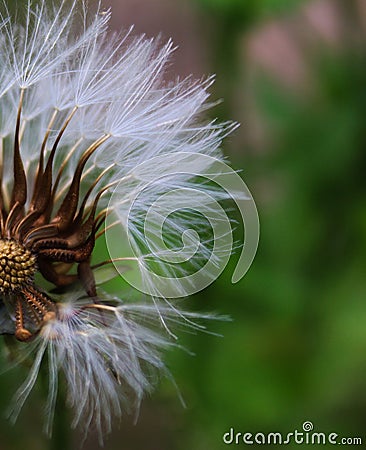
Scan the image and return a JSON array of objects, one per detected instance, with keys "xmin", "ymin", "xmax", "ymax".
[{"xmin": 1, "ymin": 0, "xmax": 366, "ymax": 449}]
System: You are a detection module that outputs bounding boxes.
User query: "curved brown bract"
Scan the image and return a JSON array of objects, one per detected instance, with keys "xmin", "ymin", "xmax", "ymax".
[{"xmin": 0, "ymin": 92, "xmax": 107, "ymax": 341}]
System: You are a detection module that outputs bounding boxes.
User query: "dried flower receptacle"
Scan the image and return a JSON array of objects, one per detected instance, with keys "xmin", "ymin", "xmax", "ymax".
[{"xmin": 0, "ymin": 89, "xmax": 107, "ymax": 342}]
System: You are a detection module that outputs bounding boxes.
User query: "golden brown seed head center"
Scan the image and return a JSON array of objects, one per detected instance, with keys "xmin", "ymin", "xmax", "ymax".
[{"xmin": 0, "ymin": 239, "xmax": 36, "ymax": 293}]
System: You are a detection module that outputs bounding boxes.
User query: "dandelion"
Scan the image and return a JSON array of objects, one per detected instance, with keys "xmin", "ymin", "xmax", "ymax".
[{"xmin": 0, "ymin": 0, "xmax": 241, "ymax": 442}]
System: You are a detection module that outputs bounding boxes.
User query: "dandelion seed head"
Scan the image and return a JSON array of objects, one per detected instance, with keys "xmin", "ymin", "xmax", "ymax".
[{"xmin": 0, "ymin": 0, "xmax": 257, "ymax": 443}]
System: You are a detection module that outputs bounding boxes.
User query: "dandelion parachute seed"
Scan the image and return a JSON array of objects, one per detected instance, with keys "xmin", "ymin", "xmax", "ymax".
[{"xmin": 0, "ymin": 0, "xmax": 241, "ymax": 442}]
